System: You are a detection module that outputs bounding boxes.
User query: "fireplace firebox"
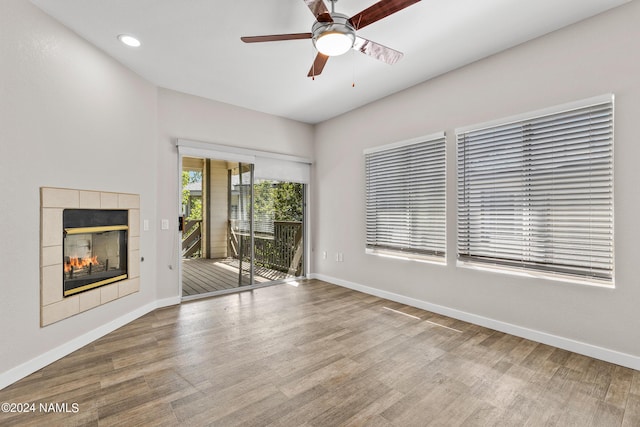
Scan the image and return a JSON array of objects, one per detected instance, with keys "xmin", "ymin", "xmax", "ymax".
[{"xmin": 63, "ymin": 209, "xmax": 128, "ymax": 297}]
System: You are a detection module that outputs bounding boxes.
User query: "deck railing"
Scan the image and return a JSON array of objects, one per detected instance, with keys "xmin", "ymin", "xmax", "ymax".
[
  {"xmin": 182, "ymin": 219, "xmax": 202, "ymax": 258},
  {"xmin": 229, "ymin": 220, "xmax": 303, "ymax": 276}
]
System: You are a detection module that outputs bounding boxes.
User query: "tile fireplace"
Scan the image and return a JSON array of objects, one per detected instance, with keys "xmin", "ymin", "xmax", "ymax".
[{"xmin": 40, "ymin": 187, "xmax": 140, "ymax": 326}]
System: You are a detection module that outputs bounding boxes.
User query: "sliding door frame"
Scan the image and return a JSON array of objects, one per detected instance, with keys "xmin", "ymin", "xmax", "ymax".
[{"xmin": 176, "ymin": 139, "xmax": 312, "ymax": 300}]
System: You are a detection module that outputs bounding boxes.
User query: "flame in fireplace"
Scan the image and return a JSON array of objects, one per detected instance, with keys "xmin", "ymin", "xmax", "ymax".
[{"xmin": 64, "ymin": 256, "xmax": 99, "ymax": 273}]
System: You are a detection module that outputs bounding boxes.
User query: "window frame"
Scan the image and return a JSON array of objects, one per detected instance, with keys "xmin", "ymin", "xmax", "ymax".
[
  {"xmin": 364, "ymin": 132, "xmax": 447, "ymax": 264},
  {"xmin": 455, "ymin": 94, "xmax": 615, "ymax": 286}
]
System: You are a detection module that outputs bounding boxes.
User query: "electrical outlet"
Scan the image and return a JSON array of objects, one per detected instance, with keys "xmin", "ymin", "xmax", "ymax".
[
  {"xmin": 161, "ymin": 219, "xmax": 169, "ymax": 230},
  {"xmin": 338, "ymin": 252, "xmax": 344, "ymax": 262},
  {"xmin": 322, "ymin": 251, "xmax": 327, "ymax": 259}
]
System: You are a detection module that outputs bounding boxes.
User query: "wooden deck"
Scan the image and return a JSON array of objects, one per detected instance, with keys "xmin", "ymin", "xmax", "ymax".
[{"xmin": 182, "ymin": 258, "xmax": 292, "ymax": 297}]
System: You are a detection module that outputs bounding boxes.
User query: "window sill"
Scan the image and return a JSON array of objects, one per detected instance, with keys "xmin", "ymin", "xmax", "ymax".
[
  {"xmin": 456, "ymin": 260, "xmax": 614, "ymax": 289},
  {"xmin": 366, "ymin": 248, "xmax": 446, "ymax": 266}
]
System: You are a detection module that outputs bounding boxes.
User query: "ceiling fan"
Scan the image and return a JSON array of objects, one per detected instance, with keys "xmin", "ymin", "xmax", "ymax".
[{"xmin": 241, "ymin": 0, "xmax": 421, "ymax": 78}]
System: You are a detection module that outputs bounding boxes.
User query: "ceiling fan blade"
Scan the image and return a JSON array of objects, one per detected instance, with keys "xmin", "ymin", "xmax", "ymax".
[
  {"xmin": 241, "ymin": 33, "xmax": 312, "ymax": 43},
  {"xmin": 354, "ymin": 36, "xmax": 403, "ymax": 65},
  {"xmin": 303, "ymin": 0, "xmax": 333, "ymax": 22},
  {"xmin": 349, "ymin": 0, "xmax": 421, "ymax": 30},
  {"xmin": 307, "ymin": 53, "xmax": 330, "ymax": 78}
]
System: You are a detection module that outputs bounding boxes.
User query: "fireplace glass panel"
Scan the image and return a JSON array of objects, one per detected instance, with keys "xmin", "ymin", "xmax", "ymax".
[{"xmin": 62, "ymin": 209, "xmax": 128, "ymax": 297}]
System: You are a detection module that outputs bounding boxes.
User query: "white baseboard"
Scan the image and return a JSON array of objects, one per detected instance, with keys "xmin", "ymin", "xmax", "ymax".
[
  {"xmin": 310, "ymin": 273, "xmax": 640, "ymax": 371},
  {"xmin": 0, "ymin": 295, "xmax": 181, "ymax": 390}
]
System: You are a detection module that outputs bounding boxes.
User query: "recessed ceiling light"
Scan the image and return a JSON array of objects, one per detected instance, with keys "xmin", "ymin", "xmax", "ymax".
[{"xmin": 117, "ymin": 34, "xmax": 141, "ymax": 48}]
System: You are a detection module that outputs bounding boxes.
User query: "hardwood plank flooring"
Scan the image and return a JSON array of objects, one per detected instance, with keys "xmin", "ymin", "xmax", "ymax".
[
  {"xmin": 1, "ymin": 279, "xmax": 638, "ymax": 426},
  {"xmin": 182, "ymin": 258, "xmax": 292, "ymax": 297}
]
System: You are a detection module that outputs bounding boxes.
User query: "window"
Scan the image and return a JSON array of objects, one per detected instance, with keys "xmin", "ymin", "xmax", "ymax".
[
  {"xmin": 365, "ymin": 133, "xmax": 446, "ymax": 260},
  {"xmin": 457, "ymin": 95, "xmax": 614, "ymax": 284}
]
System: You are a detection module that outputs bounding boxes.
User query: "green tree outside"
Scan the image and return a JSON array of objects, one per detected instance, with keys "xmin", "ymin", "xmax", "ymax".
[
  {"xmin": 253, "ymin": 180, "xmax": 303, "ymax": 222},
  {"xmin": 182, "ymin": 170, "xmax": 202, "ymax": 220}
]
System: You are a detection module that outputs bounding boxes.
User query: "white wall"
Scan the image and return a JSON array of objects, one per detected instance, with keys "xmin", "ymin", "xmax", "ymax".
[
  {"xmin": 0, "ymin": 0, "xmax": 159, "ymax": 382},
  {"xmin": 155, "ymin": 88, "xmax": 314, "ymax": 300},
  {"xmin": 313, "ymin": 1, "xmax": 640, "ymax": 363}
]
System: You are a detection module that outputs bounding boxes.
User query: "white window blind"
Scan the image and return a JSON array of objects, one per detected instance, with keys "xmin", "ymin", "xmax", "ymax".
[
  {"xmin": 365, "ymin": 133, "xmax": 446, "ymax": 258},
  {"xmin": 457, "ymin": 96, "xmax": 614, "ymax": 282}
]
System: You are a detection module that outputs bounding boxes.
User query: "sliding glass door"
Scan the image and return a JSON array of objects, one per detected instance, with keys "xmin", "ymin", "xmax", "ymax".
[
  {"xmin": 252, "ymin": 179, "xmax": 305, "ymax": 282},
  {"xmin": 178, "ymin": 141, "xmax": 309, "ymax": 299},
  {"xmin": 181, "ymin": 159, "xmax": 255, "ymax": 296},
  {"xmin": 229, "ymin": 163, "xmax": 254, "ymax": 286}
]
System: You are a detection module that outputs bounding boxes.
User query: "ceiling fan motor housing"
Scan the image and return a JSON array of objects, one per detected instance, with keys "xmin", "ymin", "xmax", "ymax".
[{"xmin": 312, "ymin": 13, "xmax": 356, "ymax": 56}]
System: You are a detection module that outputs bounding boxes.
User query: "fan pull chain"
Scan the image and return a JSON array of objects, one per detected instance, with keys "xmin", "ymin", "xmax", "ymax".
[
  {"xmin": 311, "ymin": 45, "xmax": 315, "ymax": 80},
  {"xmin": 353, "ymin": 14, "xmax": 362, "ymax": 87},
  {"xmin": 352, "ymin": 49, "xmax": 356, "ymax": 88},
  {"xmin": 311, "ymin": 49, "xmax": 316, "ymax": 81}
]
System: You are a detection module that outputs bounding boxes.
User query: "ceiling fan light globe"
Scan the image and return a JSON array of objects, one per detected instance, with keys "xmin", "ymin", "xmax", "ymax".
[{"xmin": 315, "ymin": 31, "xmax": 354, "ymax": 56}]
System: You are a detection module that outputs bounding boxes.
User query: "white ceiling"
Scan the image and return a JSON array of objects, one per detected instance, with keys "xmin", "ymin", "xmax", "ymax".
[{"xmin": 31, "ymin": 0, "xmax": 629, "ymax": 124}]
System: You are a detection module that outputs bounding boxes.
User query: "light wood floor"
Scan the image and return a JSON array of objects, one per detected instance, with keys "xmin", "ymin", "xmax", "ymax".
[
  {"xmin": 1, "ymin": 280, "xmax": 639, "ymax": 426},
  {"xmin": 182, "ymin": 258, "xmax": 292, "ymax": 296}
]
